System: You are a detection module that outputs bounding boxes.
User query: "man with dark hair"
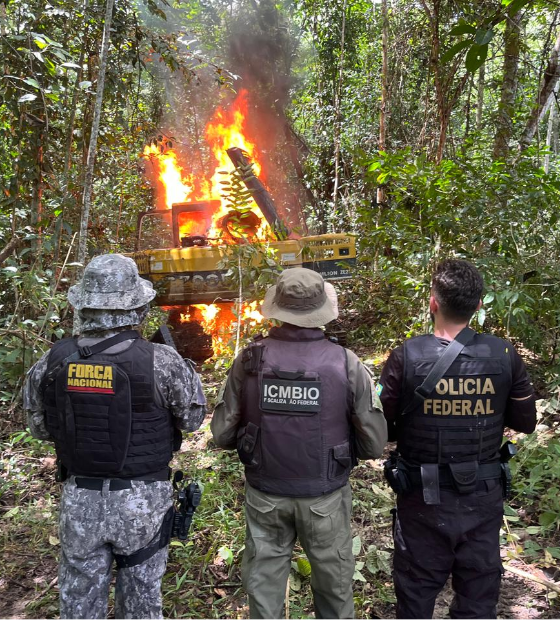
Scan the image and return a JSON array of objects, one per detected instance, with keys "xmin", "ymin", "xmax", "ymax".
[
  {"xmin": 379, "ymin": 259, "xmax": 536, "ymax": 619},
  {"xmin": 24, "ymin": 254, "xmax": 206, "ymax": 619},
  {"xmin": 431, "ymin": 259, "xmax": 484, "ymax": 321},
  {"xmin": 212, "ymin": 268, "xmax": 387, "ymax": 619}
]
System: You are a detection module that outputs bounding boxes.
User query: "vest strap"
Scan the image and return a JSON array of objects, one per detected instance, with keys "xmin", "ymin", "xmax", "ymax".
[
  {"xmin": 40, "ymin": 330, "xmax": 141, "ymax": 394},
  {"xmin": 402, "ymin": 327, "xmax": 475, "ymax": 415}
]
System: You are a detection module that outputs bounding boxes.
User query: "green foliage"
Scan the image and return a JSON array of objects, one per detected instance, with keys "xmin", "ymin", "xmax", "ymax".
[
  {"xmin": 0, "ymin": 259, "xmax": 68, "ymax": 407},
  {"xmin": 511, "ymin": 420, "xmax": 560, "ymax": 533},
  {"xmin": 353, "ymin": 147, "xmax": 560, "ymax": 360}
]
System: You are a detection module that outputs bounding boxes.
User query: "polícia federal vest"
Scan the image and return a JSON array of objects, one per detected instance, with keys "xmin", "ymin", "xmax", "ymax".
[
  {"xmin": 238, "ymin": 326, "xmax": 354, "ymax": 497},
  {"xmin": 398, "ymin": 333, "xmax": 512, "ymax": 465},
  {"xmin": 42, "ymin": 334, "xmax": 174, "ymax": 478}
]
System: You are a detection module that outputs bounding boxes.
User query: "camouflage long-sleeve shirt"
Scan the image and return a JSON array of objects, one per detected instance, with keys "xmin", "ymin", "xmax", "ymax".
[{"xmin": 24, "ymin": 330, "xmax": 206, "ymax": 440}]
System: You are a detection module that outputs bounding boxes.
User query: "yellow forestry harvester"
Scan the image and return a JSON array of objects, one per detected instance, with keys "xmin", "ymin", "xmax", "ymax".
[{"xmin": 126, "ymin": 148, "xmax": 356, "ymax": 359}]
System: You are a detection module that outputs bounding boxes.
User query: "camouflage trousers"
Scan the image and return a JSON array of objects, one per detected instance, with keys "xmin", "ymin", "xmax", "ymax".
[
  {"xmin": 241, "ymin": 482, "xmax": 355, "ymax": 619},
  {"xmin": 58, "ymin": 477, "xmax": 173, "ymax": 619}
]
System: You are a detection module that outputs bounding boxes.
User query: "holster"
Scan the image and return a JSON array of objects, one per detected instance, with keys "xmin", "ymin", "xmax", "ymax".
[
  {"xmin": 55, "ymin": 458, "xmax": 68, "ymax": 483},
  {"xmin": 383, "ymin": 452, "xmax": 411, "ymax": 495},
  {"xmin": 449, "ymin": 461, "xmax": 479, "ymax": 494},
  {"xmin": 501, "ymin": 462, "xmax": 513, "ymax": 499}
]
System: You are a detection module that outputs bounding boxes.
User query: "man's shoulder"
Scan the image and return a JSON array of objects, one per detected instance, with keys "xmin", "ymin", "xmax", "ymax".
[{"xmin": 473, "ymin": 331, "xmax": 513, "ymax": 350}]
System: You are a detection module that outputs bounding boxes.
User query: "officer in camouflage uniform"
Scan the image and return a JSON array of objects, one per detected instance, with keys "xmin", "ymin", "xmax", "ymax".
[
  {"xmin": 379, "ymin": 259, "xmax": 537, "ymax": 619},
  {"xmin": 212, "ymin": 268, "xmax": 387, "ymax": 619},
  {"xmin": 24, "ymin": 254, "xmax": 206, "ymax": 619}
]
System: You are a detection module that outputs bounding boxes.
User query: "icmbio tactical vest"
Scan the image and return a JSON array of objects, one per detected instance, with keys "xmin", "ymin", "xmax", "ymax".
[
  {"xmin": 398, "ymin": 333, "xmax": 512, "ymax": 466},
  {"xmin": 238, "ymin": 326, "xmax": 353, "ymax": 497},
  {"xmin": 42, "ymin": 333, "xmax": 174, "ymax": 478}
]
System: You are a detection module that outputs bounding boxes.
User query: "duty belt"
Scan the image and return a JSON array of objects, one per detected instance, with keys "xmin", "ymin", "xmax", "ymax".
[
  {"xmin": 406, "ymin": 462, "xmax": 502, "ymax": 487},
  {"xmin": 74, "ymin": 478, "xmax": 161, "ymax": 491},
  {"xmin": 408, "ymin": 461, "xmax": 502, "ymax": 504}
]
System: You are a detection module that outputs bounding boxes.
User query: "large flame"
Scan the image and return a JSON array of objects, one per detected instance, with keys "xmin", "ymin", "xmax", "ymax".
[
  {"xmin": 142, "ymin": 89, "xmax": 269, "ymax": 242},
  {"xmin": 181, "ymin": 302, "xmax": 264, "ymax": 356}
]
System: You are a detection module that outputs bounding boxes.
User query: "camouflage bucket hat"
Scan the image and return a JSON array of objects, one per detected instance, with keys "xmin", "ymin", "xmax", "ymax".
[
  {"xmin": 68, "ymin": 254, "xmax": 156, "ymax": 311},
  {"xmin": 261, "ymin": 268, "xmax": 338, "ymax": 328}
]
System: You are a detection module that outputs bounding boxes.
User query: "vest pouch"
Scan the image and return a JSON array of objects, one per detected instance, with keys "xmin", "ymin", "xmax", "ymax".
[
  {"xmin": 237, "ymin": 423, "xmax": 260, "ymax": 468},
  {"xmin": 329, "ymin": 441, "xmax": 352, "ymax": 479},
  {"xmin": 57, "ymin": 361, "xmax": 132, "ymax": 476},
  {"xmin": 448, "ymin": 461, "xmax": 479, "ymax": 494}
]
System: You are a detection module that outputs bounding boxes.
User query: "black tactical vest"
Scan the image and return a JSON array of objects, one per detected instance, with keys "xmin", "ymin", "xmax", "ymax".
[
  {"xmin": 238, "ymin": 326, "xmax": 353, "ymax": 497},
  {"xmin": 398, "ymin": 333, "xmax": 512, "ymax": 465},
  {"xmin": 42, "ymin": 334, "xmax": 174, "ymax": 478}
]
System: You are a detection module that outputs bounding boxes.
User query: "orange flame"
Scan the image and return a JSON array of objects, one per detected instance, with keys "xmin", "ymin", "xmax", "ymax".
[
  {"xmin": 180, "ymin": 302, "xmax": 264, "ymax": 356},
  {"xmin": 142, "ymin": 89, "xmax": 270, "ymax": 242}
]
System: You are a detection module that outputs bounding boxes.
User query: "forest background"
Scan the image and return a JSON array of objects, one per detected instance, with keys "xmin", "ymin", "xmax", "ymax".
[{"xmin": 3, "ymin": 0, "xmax": 560, "ymax": 617}]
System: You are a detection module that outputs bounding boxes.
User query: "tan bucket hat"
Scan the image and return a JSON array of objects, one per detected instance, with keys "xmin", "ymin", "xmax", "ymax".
[
  {"xmin": 68, "ymin": 254, "xmax": 156, "ymax": 311},
  {"xmin": 261, "ymin": 268, "xmax": 338, "ymax": 328}
]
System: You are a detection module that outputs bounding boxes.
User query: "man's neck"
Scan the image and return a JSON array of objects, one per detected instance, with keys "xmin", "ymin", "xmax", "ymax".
[{"xmin": 433, "ymin": 318, "xmax": 470, "ymax": 341}]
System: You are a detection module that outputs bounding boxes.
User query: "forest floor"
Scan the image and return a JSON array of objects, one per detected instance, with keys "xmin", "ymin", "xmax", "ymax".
[{"xmin": 2, "ymin": 352, "xmax": 560, "ymax": 619}]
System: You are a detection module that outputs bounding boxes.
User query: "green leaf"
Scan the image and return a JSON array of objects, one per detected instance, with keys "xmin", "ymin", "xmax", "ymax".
[
  {"xmin": 23, "ymin": 77, "xmax": 41, "ymax": 89},
  {"xmin": 296, "ymin": 557, "xmax": 312, "ymax": 577},
  {"xmin": 477, "ymin": 308, "xmax": 486, "ymax": 326},
  {"xmin": 353, "ymin": 569, "xmax": 367, "ymax": 582},
  {"xmin": 503, "ymin": 0, "xmax": 530, "ymax": 16},
  {"xmin": 289, "ymin": 572, "xmax": 301, "ymax": 591},
  {"xmin": 525, "ymin": 526, "xmax": 542, "ymax": 535},
  {"xmin": 475, "ymin": 28, "xmax": 494, "ymax": 46},
  {"xmin": 33, "ymin": 37, "xmax": 48, "ymax": 49},
  {"xmin": 546, "ymin": 547, "xmax": 560, "ymax": 559},
  {"xmin": 218, "ymin": 546, "xmax": 233, "ymax": 566},
  {"xmin": 18, "ymin": 93, "xmax": 37, "ymax": 103},
  {"xmin": 449, "ymin": 23, "xmax": 477, "ymax": 36},
  {"xmin": 465, "ymin": 43, "xmax": 488, "ymax": 73},
  {"xmin": 504, "ymin": 504, "xmax": 518, "ymax": 517},
  {"xmin": 441, "ymin": 40, "xmax": 472, "ymax": 63},
  {"xmin": 483, "ymin": 292, "xmax": 495, "ymax": 304},
  {"xmin": 79, "ymin": 80, "xmax": 92, "ymax": 90},
  {"xmin": 539, "ymin": 512, "xmax": 558, "ymax": 528},
  {"xmin": 352, "ymin": 535, "xmax": 362, "ymax": 556}
]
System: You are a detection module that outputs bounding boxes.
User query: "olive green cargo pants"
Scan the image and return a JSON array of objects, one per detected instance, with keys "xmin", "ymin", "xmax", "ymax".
[{"xmin": 241, "ymin": 483, "xmax": 355, "ymax": 619}]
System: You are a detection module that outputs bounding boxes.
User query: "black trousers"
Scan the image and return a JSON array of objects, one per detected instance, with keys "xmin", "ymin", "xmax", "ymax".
[{"xmin": 392, "ymin": 480, "xmax": 503, "ymax": 619}]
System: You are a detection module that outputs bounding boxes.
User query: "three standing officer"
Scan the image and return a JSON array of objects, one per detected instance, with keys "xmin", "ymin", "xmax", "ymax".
[
  {"xmin": 211, "ymin": 267, "xmax": 388, "ymax": 619},
  {"xmin": 24, "ymin": 254, "xmax": 206, "ymax": 619},
  {"xmin": 379, "ymin": 259, "xmax": 537, "ymax": 619}
]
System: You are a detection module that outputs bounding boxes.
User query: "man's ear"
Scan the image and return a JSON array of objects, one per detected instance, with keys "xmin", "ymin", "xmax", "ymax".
[
  {"xmin": 429, "ymin": 295, "xmax": 438, "ymax": 314},
  {"xmin": 476, "ymin": 299, "xmax": 482, "ymax": 311}
]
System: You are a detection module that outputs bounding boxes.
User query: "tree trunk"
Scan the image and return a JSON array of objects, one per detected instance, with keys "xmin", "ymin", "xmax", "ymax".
[
  {"xmin": 544, "ymin": 83, "xmax": 559, "ymax": 172},
  {"xmin": 331, "ymin": 0, "xmax": 347, "ymax": 217},
  {"xmin": 76, "ymin": 0, "xmax": 114, "ymax": 267},
  {"xmin": 492, "ymin": 11, "xmax": 522, "ymax": 160},
  {"xmin": 0, "ymin": 236, "xmax": 22, "ymax": 267},
  {"xmin": 377, "ymin": 0, "xmax": 389, "ymax": 205},
  {"xmin": 519, "ymin": 31, "xmax": 560, "ymax": 152},
  {"xmin": 52, "ymin": 7, "xmax": 89, "ymax": 289},
  {"xmin": 476, "ymin": 63, "xmax": 485, "ymax": 131}
]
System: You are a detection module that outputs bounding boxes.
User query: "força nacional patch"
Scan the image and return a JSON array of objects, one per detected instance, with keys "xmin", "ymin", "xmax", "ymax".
[{"xmin": 65, "ymin": 362, "xmax": 115, "ymax": 394}]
